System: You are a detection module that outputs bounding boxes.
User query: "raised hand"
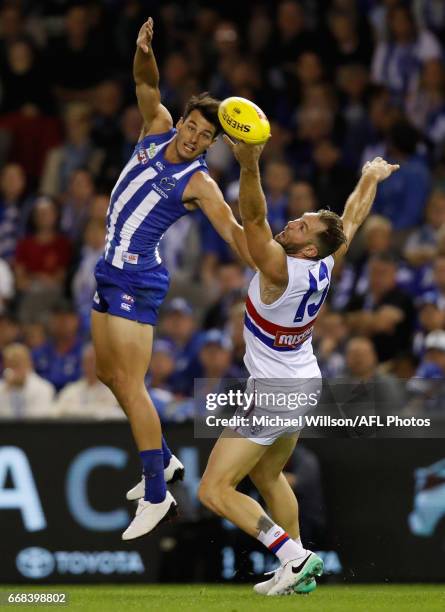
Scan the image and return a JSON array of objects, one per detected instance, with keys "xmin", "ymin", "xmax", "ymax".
[
  {"xmin": 223, "ymin": 135, "xmax": 266, "ymax": 172},
  {"xmin": 361, "ymin": 157, "xmax": 400, "ymax": 182},
  {"xmin": 136, "ymin": 17, "xmax": 154, "ymax": 54}
]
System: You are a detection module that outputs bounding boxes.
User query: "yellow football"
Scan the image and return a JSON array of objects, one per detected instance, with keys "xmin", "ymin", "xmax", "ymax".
[{"xmin": 218, "ymin": 96, "xmax": 271, "ymax": 144}]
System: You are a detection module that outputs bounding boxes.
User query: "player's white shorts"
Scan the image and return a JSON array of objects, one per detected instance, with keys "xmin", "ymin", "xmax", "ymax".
[{"xmin": 230, "ymin": 376, "xmax": 322, "ymax": 446}]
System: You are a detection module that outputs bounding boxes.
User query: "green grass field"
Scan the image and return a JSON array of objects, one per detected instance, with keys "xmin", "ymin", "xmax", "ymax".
[{"xmin": 1, "ymin": 584, "xmax": 445, "ymax": 612}]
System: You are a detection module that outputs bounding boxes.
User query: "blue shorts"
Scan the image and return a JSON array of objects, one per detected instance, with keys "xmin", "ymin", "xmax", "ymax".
[{"xmin": 92, "ymin": 257, "xmax": 170, "ymax": 325}]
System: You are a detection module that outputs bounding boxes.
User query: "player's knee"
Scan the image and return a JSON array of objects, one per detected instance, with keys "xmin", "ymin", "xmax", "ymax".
[
  {"xmin": 97, "ymin": 368, "xmax": 134, "ymax": 394},
  {"xmin": 250, "ymin": 465, "xmax": 278, "ymax": 490},
  {"xmin": 198, "ymin": 479, "xmax": 224, "ymax": 513},
  {"xmin": 96, "ymin": 365, "xmax": 113, "ymax": 388}
]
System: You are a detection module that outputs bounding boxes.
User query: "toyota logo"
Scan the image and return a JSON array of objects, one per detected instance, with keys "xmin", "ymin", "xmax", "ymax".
[{"xmin": 16, "ymin": 547, "xmax": 55, "ymax": 579}]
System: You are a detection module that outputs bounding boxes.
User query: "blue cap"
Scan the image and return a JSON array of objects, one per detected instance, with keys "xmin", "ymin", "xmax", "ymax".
[
  {"xmin": 165, "ymin": 297, "xmax": 193, "ymax": 316},
  {"xmin": 200, "ymin": 329, "xmax": 233, "ymax": 351},
  {"xmin": 416, "ymin": 291, "xmax": 439, "ymax": 308}
]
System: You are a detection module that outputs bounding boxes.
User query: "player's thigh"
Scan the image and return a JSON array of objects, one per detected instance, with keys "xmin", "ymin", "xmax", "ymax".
[
  {"xmin": 104, "ymin": 313, "xmax": 154, "ymax": 381},
  {"xmin": 202, "ymin": 431, "xmax": 269, "ymax": 489},
  {"xmin": 249, "ymin": 433, "xmax": 299, "ymax": 484}
]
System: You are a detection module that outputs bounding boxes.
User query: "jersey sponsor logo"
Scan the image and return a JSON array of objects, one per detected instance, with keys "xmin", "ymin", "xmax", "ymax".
[
  {"xmin": 120, "ymin": 302, "xmax": 132, "ymax": 312},
  {"xmin": 122, "ymin": 252, "xmax": 139, "ymax": 264},
  {"xmin": 120, "ymin": 293, "xmax": 135, "ymax": 304},
  {"xmin": 152, "ymin": 183, "xmax": 168, "ymax": 198},
  {"xmin": 274, "ymin": 326, "xmax": 313, "ymax": 348},
  {"xmin": 137, "ymin": 148, "xmax": 149, "ymax": 165}
]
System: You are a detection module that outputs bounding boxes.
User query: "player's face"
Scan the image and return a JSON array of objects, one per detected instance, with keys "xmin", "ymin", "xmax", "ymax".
[
  {"xmin": 175, "ymin": 110, "xmax": 216, "ymax": 160},
  {"xmin": 275, "ymin": 213, "xmax": 325, "ymax": 257}
]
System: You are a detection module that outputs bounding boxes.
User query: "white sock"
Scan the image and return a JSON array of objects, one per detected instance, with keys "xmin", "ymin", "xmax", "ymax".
[{"xmin": 257, "ymin": 521, "xmax": 307, "ymax": 564}]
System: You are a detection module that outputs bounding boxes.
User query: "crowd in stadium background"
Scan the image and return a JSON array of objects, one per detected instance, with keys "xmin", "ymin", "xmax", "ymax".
[{"xmin": 1, "ymin": 0, "xmax": 445, "ymax": 419}]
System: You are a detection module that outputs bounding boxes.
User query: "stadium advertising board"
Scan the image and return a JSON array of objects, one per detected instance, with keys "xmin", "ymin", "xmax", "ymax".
[{"xmin": 0, "ymin": 423, "xmax": 444, "ymax": 583}]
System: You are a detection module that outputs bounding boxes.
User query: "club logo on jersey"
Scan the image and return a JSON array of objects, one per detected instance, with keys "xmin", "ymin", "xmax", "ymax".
[
  {"xmin": 160, "ymin": 176, "xmax": 177, "ymax": 191},
  {"xmin": 137, "ymin": 148, "xmax": 149, "ymax": 165},
  {"xmin": 274, "ymin": 326, "xmax": 313, "ymax": 348},
  {"xmin": 120, "ymin": 293, "xmax": 135, "ymax": 304}
]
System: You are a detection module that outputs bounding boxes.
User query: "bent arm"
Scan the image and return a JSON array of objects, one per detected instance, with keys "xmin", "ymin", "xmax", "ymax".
[
  {"xmin": 134, "ymin": 18, "xmax": 172, "ymax": 137},
  {"xmin": 190, "ymin": 172, "xmax": 256, "ymax": 269}
]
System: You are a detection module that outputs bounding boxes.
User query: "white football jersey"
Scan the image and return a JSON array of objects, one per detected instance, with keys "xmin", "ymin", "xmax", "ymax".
[{"xmin": 244, "ymin": 255, "xmax": 334, "ymax": 379}]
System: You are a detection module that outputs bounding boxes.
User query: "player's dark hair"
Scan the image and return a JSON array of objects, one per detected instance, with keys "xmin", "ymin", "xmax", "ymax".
[
  {"xmin": 183, "ymin": 92, "xmax": 222, "ymax": 137},
  {"xmin": 315, "ymin": 209, "xmax": 347, "ymax": 259}
]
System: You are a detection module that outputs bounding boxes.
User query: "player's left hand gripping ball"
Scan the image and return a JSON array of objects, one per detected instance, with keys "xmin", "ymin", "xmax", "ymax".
[{"xmin": 218, "ymin": 97, "xmax": 271, "ymax": 144}]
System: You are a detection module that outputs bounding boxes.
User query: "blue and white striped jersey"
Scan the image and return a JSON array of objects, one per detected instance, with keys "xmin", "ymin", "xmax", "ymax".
[{"xmin": 104, "ymin": 128, "xmax": 208, "ymax": 271}]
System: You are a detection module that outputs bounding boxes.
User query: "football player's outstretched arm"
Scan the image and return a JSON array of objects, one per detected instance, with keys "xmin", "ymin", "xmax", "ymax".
[
  {"xmin": 134, "ymin": 17, "xmax": 173, "ymax": 138},
  {"xmin": 224, "ymin": 137, "xmax": 288, "ymax": 286},
  {"xmin": 334, "ymin": 157, "xmax": 400, "ymax": 264},
  {"xmin": 187, "ymin": 171, "xmax": 256, "ymax": 269}
]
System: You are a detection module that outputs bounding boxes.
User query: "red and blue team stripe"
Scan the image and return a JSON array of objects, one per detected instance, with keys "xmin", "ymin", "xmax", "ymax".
[
  {"xmin": 269, "ymin": 532, "xmax": 290, "ymax": 554},
  {"xmin": 244, "ymin": 295, "xmax": 315, "ymax": 352}
]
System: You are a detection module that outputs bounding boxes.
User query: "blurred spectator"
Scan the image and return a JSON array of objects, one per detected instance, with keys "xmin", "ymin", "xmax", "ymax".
[
  {"xmin": 406, "ymin": 59, "xmax": 445, "ymax": 148},
  {"xmin": 159, "ymin": 298, "xmax": 201, "ymax": 394},
  {"xmin": 32, "ymin": 302, "xmax": 83, "ymax": 391},
  {"xmin": 55, "ymin": 343, "xmax": 121, "ymax": 419},
  {"xmin": 40, "ymin": 103, "xmax": 103, "ymax": 197},
  {"xmin": 203, "ymin": 263, "xmax": 246, "ymax": 329},
  {"xmin": 314, "ymin": 310, "xmax": 348, "ymax": 378},
  {"xmin": 264, "ymin": 160, "xmax": 293, "ymax": 234},
  {"xmin": 311, "ymin": 139, "xmax": 355, "ymax": 215},
  {"xmin": 98, "ymin": 105, "xmax": 143, "ymax": 188},
  {"xmin": 424, "ymin": 255, "xmax": 445, "ymax": 310},
  {"xmin": 404, "ymin": 190, "xmax": 445, "ymax": 267},
  {"xmin": 60, "ymin": 168, "xmax": 96, "ymax": 242},
  {"xmin": 196, "ymin": 328, "xmax": 243, "ymax": 380},
  {"xmin": 71, "ymin": 218, "xmax": 105, "ymax": 331},
  {"xmin": 0, "ymin": 343, "xmax": 55, "ymax": 419},
  {"xmin": 269, "ymin": 0, "xmax": 318, "ymax": 66},
  {"xmin": 14, "ymin": 197, "xmax": 72, "ymax": 320},
  {"xmin": 371, "ymin": 5, "xmax": 442, "ymax": 100},
  {"xmin": 0, "ymin": 163, "xmax": 27, "ymax": 261},
  {"xmin": 0, "ymin": 38, "xmax": 54, "ymax": 116},
  {"xmin": 413, "ymin": 293, "xmax": 445, "ymax": 357},
  {"xmin": 406, "ymin": 330, "xmax": 445, "ymax": 413},
  {"xmin": 146, "ymin": 339, "xmax": 176, "ymax": 393},
  {"xmin": 0, "ymin": 314, "xmax": 20, "ymax": 355},
  {"xmin": 91, "ymin": 80, "xmax": 123, "ymax": 150},
  {"xmin": 343, "ymin": 336, "xmax": 405, "ymax": 412},
  {"xmin": 287, "ymin": 180, "xmax": 317, "ymax": 218},
  {"xmin": 347, "ymin": 254, "xmax": 415, "ymax": 362},
  {"xmin": 47, "ymin": 4, "xmax": 108, "ymax": 102},
  {"xmin": 22, "ymin": 321, "xmax": 46, "ymax": 351},
  {"xmin": 352, "ymin": 215, "xmax": 414, "ymax": 297},
  {"xmin": 373, "ymin": 119, "xmax": 431, "ymax": 233},
  {"xmin": 327, "ymin": 9, "xmax": 371, "ymax": 68}
]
